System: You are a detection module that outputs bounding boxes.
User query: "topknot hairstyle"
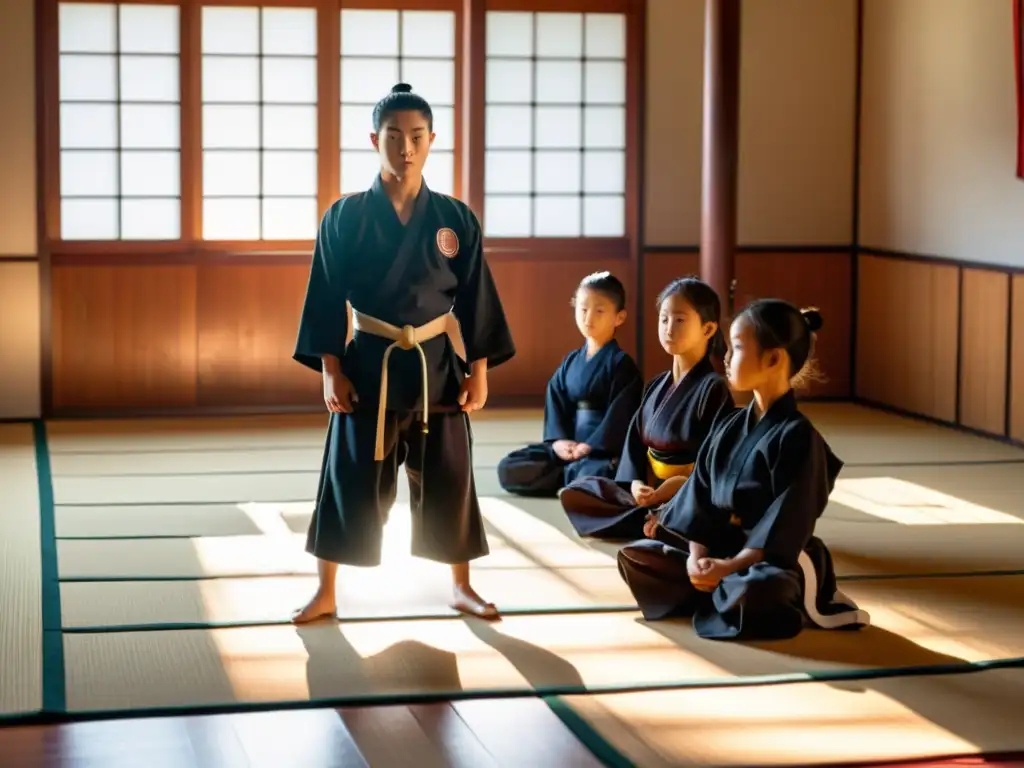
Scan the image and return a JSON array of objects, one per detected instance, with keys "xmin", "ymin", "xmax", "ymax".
[{"xmin": 372, "ymin": 82, "xmax": 434, "ymax": 132}]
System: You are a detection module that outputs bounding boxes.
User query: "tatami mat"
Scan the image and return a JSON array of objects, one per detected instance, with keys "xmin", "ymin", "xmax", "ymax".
[
  {"xmin": 55, "ymin": 503, "xmax": 277, "ymax": 539},
  {"xmin": 49, "ymin": 446, "xmax": 327, "ymax": 476},
  {"xmin": 44, "ymin": 403, "xmax": 1024, "ymax": 464},
  {"xmin": 22, "ymin": 402, "xmax": 1024, "ymax": 768},
  {"xmin": 51, "ymin": 467, "xmax": 509, "ymax": 505},
  {"xmin": 0, "ymin": 424, "xmax": 43, "ymax": 716},
  {"xmin": 43, "ymin": 411, "xmax": 541, "ymax": 453},
  {"xmin": 55, "ymin": 503, "xmax": 617, "ymax": 581},
  {"xmin": 800, "ymin": 403, "xmax": 1024, "ymax": 465},
  {"xmin": 559, "ymin": 667, "xmax": 1024, "ymax": 767},
  {"xmin": 52, "ymin": 474, "xmax": 1024, "ymax": 582},
  {"xmin": 61, "ymin": 573, "xmax": 1024, "ymax": 713},
  {"xmin": 58, "ymin": 567, "xmax": 634, "ymax": 629}
]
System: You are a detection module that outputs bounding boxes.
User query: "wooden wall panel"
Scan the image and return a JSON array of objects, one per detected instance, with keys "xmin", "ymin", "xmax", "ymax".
[
  {"xmin": 733, "ymin": 251, "xmax": 852, "ymax": 398},
  {"xmin": 51, "ymin": 265, "xmax": 198, "ymax": 411},
  {"xmin": 855, "ymin": 253, "xmax": 959, "ymax": 423},
  {"xmin": 47, "ymin": 251, "xmax": 854, "ymax": 414},
  {"xmin": 1010, "ymin": 275, "xmax": 1024, "ymax": 441},
  {"xmin": 958, "ymin": 268, "xmax": 1009, "ymax": 436},
  {"xmin": 486, "ymin": 258, "xmax": 636, "ymax": 399},
  {"xmin": 195, "ymin": 265, "xmax": 321, "ymax": 408},
  {"xmin": 641, "ymin": 250, "xmax": 851, "ymax": 397},
  {"xmin": 0, "ymin": 260, "xmax": 41, "ymax": 419}
]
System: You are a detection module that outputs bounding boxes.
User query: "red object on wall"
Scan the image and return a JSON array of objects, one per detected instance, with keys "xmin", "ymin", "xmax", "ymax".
[{"xmin": 1016, "ymin": 0, "xmax": 1023, "ymax": 177}]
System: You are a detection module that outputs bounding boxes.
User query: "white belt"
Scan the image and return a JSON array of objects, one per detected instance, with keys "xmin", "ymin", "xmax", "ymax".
[{"xmin": 351, "ymin": 309, "xmax": 455, "ymax": 461}]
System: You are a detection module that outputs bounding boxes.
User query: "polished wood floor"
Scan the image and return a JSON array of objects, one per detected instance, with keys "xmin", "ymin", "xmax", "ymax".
[
  {"xmin": 0, "ymin": 699, "xmax": 607, "ymax": 767},
  {"xmin": 3, "ymin": 701, "xmax": 1024, "ymax": 767}
]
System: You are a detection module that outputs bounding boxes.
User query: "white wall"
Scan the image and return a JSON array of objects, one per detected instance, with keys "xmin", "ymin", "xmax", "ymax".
[
  {"xmin": 0, "ymin": 0, "xmax": 42, "ymax": 419},
  {"xmin": 644, "ymin": 0, "xmax": 858, "ymax": 246},
  {"xmin": 859, "ymin": 0, "xmax": 1024, "ymax": 266}
]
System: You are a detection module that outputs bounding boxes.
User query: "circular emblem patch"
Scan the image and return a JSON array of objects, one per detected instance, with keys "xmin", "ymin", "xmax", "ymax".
[{"xmin": 436, "ymin": 227, "xmax": 459, "ymax": 258}]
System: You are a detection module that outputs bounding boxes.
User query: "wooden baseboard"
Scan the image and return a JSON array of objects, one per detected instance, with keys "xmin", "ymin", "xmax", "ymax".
[{"xmin": 853, "ymin": 397, "xmax": 1024, "ymax": 450}]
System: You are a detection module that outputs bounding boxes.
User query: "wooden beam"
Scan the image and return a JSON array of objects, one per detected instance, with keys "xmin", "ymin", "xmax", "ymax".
[{"xmin": 699, "ymin": 0, "xmax": 740, "ymax": 316}]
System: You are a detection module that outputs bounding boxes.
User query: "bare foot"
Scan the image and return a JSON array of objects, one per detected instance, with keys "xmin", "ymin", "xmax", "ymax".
[
  {"xmin": 290, "ymin": 592, "xmax": 337, "ymax": 624},
  {"xmin": 451, "ymin": 584, "xmax": 500, "ymax": 620}
]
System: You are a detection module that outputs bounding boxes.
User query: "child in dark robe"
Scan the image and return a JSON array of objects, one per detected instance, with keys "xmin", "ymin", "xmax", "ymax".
[
  {"xmin": 618, "ymin": 300, "xmax": 871, "ymax": 640},
  {"xmin": 290, "ymin": 83, "xmax": 515, "ymax": 624},
  {"xmin": 558, "ymin": 277, "xmax": 735, "ymax": 540},
  {"xmin": 496, "ymin": 272, "xmax": 643, "ymax": 497}
]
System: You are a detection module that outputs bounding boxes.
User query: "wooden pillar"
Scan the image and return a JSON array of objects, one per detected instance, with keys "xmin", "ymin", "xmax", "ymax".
[{"xmin": 700, "ymin": 0, "xmax": 741, "ymax": 316}]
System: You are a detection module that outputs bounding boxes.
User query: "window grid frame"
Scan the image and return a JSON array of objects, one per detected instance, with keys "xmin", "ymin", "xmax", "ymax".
[
  {"xmin": 41, "ymin": 0, "xmax": 638, "ymax": 258},
  {"xmin": 57, "ymin": 2, "xmax": 185, "ymax": 242},
  {"xmin": 200, "ymin": 5, "xmax": 321, "ymax": 242},
  {"xmin": 482, "ymin": 10, "xmax": 628, "ymax": 240},
  {"xmin": 338, "ymin": 7, "xmax": 460, "ymax": 199}
]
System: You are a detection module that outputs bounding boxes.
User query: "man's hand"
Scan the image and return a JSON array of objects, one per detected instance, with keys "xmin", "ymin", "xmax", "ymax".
[
  {"xmin": 458, "ymin": 372, "xmax": 488, "ymax": 413},
  {"xmin": 324, "ymin": 371, "xmax": 357, "ymax": 413}
]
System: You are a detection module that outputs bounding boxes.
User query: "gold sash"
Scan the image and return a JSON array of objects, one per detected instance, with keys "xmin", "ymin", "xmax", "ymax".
[
  {"xmin": 646, "ymin": 449, "xmax": 694, "ymax": 481},
  {"xmin": 351, "ymin": 309, "xmax": 458, "ymax": 461}
]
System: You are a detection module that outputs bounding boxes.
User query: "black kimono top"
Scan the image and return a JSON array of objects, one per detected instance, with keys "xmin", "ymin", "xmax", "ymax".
[
  {"xmin": 542, "ymin": 339, "xmax": 644, "ymax": 458},
  {"xmin": 658, "ymin": 390, "xmax": 844, "ymax": 568},
  {"xmin": 293, "ymin": 176, "xmax": 516, "ymax": 411},
  {"xmin": 615, "ymin": 354, "xmax": 735, "ymax": 486}
]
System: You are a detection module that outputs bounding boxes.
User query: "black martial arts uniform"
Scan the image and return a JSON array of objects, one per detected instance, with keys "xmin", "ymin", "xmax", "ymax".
[
  {"xmin": 293, "ymin": 175, "xmax": 515, "ymax": 567},
  {"xmin": 496, "ymin": 339, "xmax": 642, "ymax": 497},
  {"xmin": 558, "ymin": 353, "xmax": 735, "ymax": 539},
  {"xmin": 618, "ymin": 390, "xmax": 871, "ymax": 640}
]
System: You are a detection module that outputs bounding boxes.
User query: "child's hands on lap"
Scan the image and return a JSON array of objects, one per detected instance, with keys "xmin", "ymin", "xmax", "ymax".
[
  {"xmin": 570, "ymin": 443, "xmax": 592, "ymax": 459},
  {"xmin": 643, "ymin": 511, "xmax": 659, "ymax": 538},
  {"xmin": 631, "ymin": 480, "xmax": 655, "ymax": 506},
  {"xmin": 688, "ymin": 556, "xmax": 729, "ymax": 592},
  {"xmin": 552, "ymin": 440, "xmax": 578, "ymax": 461}
]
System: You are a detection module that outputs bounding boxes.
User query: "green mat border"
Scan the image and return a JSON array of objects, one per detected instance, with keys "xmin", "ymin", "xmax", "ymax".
[
  {"xmin": 543, "ymin": 695, "xmax": 637, "ymax": 768},
  {"xmin": 3, "ymin": 651, "xmax": 1022, "ymax": 726},
  {"xmin": 34, "ymin": 420, "xmax": 65, "ymax": 714},
  {"xmin": 59, "ymin": 604, "xmax": 640, "ymax": 633},
  {"xmin": 50, "ymin": 566, "xmax": 1024, "ymax": 633},
  {"xmin": 54, "ymin": 569, "xmax": 1024, "ymax": 585}
]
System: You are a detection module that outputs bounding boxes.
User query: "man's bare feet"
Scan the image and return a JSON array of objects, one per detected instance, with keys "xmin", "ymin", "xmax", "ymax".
[
  {"xmin": 290, "ymin": 592, "xmax": 337, "ymax": 624},
  {"xmin": 450, "ymin": 584, "xmax": 500, "ymax": 620}
]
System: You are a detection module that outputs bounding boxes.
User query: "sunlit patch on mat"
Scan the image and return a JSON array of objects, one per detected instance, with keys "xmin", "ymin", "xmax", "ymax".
[
  {"xmin": 0, "ymin": 424, "xmax": 43, "ymax": 716},
  {"xmin": 558, "ymin": 668, "xmax": 1024, "ymax": 767},
  {"xmin": 62, "ymin": 570, "xmax": 1024, "ymax": 712},
  {"xmin": 831, "ymin": 475, "xmax": 1024, "ymax": 525},
  {"xmin": 815, "ymin": 517, "xmax": 1024, "ymax": 577},
  {"xmin": 59, "ymin": 565, "xmax": 635, "ymax": 629},
  {"xmin": 56, "ymin": 498, "xmax": 619, "ymax": 581}
]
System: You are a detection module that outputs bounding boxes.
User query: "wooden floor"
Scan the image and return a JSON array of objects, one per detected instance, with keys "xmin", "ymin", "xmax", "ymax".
[
  {"xmin": 2, "ymin": 705, "xmax": 1023, "ymax": 768},
  {"xmin": 0, "ymin": 699, "xmax": 608, "ymax": 767}
]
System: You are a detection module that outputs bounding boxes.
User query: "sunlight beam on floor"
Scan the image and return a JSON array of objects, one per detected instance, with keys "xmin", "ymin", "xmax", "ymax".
[{"xmin": 831, "ymin": 477, "xmax": 1023, "ymax": 525}]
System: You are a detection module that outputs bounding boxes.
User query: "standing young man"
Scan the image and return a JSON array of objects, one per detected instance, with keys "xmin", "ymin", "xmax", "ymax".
[{"xmin": 291, "ymin": 83, "xmax": 516, "ymax": 624}]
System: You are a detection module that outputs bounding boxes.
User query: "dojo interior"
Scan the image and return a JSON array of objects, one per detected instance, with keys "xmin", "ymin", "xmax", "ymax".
[{"xmin": 2, "ymin": 0, "xmax": 1024, "ymax": 765}]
